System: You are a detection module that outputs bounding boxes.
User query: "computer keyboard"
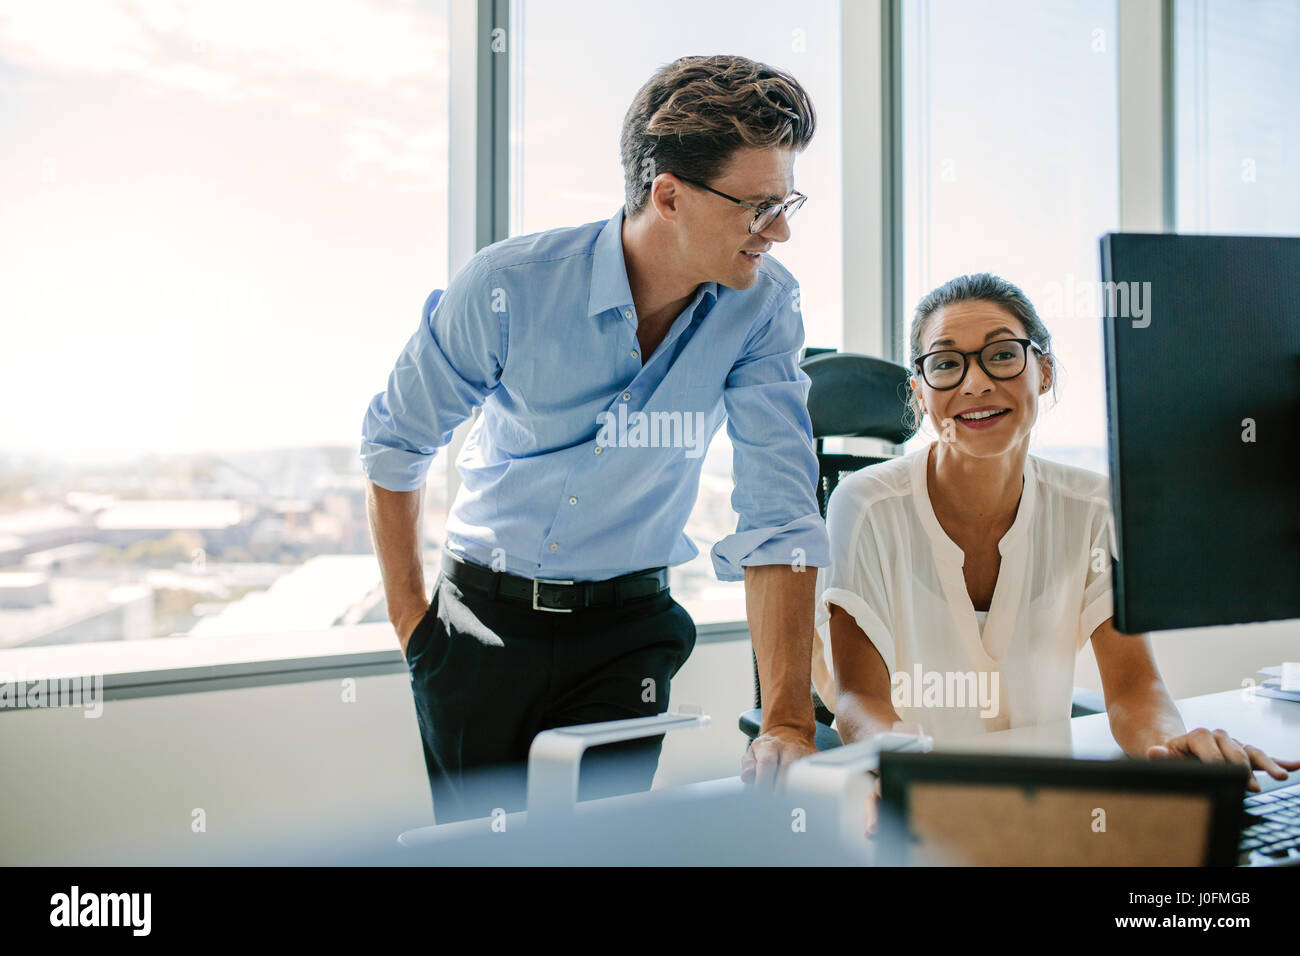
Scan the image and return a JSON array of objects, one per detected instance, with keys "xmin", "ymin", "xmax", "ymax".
[{"xmin": 1239, "ymin": 783, "xmax": 1300, "ymax": 865}]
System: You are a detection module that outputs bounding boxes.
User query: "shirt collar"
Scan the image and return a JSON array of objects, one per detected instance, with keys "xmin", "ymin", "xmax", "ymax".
[
  {"xmin": 997, "ymin": 454, "xmax": 1036, "ymax": 555},
  {"xmin": 587, "ymin": 206, "xmax": 719, "ymax": 318}
]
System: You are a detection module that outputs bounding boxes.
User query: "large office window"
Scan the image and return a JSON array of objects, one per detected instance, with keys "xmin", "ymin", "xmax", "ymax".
[
  {"xmin": 0, "ymin": 1, "xmax": 450, "ymax": 648},
  {"xmin": 901, "ymin": 0, "xmax": 1119, "ymax": 474},
  {"xmin": 1175, "ymin": 0, "xmax": 1300, "ymax": 234},
  {"xmin": 510, "ymin": 0, "xmax": 843, "ymax": 622}
]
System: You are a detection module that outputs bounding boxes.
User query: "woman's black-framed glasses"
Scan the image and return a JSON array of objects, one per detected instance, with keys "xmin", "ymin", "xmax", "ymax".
[
  {"xmin": 913, "ymin": 337, "xmax": 1044, "ymax": 390},
  {"xmin": 676, "ymin": 176, "xmax": 808, "ymax": 234}
]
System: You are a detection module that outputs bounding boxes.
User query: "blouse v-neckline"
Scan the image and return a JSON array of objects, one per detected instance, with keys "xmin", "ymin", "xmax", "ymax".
[{"xmin": 910, "ymin": 443, "xmax": 1038, "ymax": 664}]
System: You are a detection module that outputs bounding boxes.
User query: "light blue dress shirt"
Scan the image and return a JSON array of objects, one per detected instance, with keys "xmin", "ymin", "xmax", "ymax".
[{"xmin": 360, "ymin": 206, "xmax": 830, "ymax": 583}]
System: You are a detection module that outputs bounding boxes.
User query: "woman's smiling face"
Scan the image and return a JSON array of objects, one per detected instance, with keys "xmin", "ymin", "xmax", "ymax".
[{"xmin": 911, "ymin": 299, "xmax": 1053, "ymax": 459}]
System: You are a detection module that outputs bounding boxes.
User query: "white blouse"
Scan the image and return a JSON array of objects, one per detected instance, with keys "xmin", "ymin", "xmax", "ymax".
[{"xmin": 812, "ymin": 442, "xmax": 1115, "ymax": 742}]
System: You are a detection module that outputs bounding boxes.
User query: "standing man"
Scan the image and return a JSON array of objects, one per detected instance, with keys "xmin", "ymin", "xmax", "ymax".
[{"xmin": 361, "ymin": 55, "xmax": 830, "ymax": 823}]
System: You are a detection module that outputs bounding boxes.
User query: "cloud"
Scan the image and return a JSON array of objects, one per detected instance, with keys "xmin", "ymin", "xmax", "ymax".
[
  {"xmin": 0, "ymin": 0, "xmax": 157, "ymax": 75},
  {"xmin": 0, "ymin": 0, "xmax": 447, "ymax": 100},
  {"xmin": 0, "ymin": 0, "xmax": 450, "ymax": 182}
]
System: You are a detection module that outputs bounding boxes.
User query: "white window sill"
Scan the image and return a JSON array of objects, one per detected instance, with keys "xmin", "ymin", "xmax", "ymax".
[{"xmin": 0, "ymin": 619, "xmax": 750, "ymax": 703}]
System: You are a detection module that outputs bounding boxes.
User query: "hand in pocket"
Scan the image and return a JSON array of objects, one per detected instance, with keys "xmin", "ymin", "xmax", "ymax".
[{"xmin": 397, "ymin": 603, "xmax": 433, "ymax": 659}]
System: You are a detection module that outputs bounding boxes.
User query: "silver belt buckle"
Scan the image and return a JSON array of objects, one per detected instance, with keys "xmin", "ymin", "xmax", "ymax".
[{"xmin": 533, "ymin": 577, "xmax": 575, "ymax": 612}]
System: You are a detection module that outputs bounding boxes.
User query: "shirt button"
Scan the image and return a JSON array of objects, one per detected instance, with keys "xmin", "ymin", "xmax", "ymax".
[
  {"xmin": 630, "ymin": 349, "xmax": 639, "ymax": 358},
  {"xmin": 594, "ymin": 446, "xmax": 602, "ymax": 455},
  {"xmin": 568, "ymin": 496, "xmax": 578, "ymax": 505},
  {"xmin": 622, "ymin": 392, "xmax": 631, "ymax": 401},
  {"xmin": 623, "ymin": 309, "xmax": 633, "ymax": 320},
  {"xmin": 549, "ymin": 542, "xmax": 558, "ymax": 551}
]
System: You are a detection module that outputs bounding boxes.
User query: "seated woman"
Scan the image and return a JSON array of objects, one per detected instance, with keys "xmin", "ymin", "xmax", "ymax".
[{"xmin": 813, "ymin": 272, "xmax": 1297, "ymax": 789}]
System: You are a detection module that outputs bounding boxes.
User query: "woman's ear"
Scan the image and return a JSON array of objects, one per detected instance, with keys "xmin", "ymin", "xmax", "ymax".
[{"xmin": 1038, "ymin": 354, "xmax": 1054, "ymax": 393}]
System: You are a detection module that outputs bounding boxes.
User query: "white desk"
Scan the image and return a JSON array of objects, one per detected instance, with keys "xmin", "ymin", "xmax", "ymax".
[
  {"xmin": 943, "ymin": 689, "xmax": 1300, "ymax": 793},
  {"xmin": 392, "ymin": 691, "xmax": 1299, "ymax": 864}
]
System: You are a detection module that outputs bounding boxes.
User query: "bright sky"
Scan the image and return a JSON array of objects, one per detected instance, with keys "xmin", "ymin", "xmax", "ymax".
[
  {"xmin": 1, "ymin": 0, "xmax": 1291, "ymax": 476},
  {"xmin": 0, "ymin": 0, "xmax": 449, "ymax": 465}
]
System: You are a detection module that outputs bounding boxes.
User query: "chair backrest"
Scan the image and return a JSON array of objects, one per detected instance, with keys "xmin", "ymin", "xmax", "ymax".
[
  {"xmin": 750, "ymin": 349, "xmax": 918, "ymax": 718},
  {"xmin": 801, "ymin": 350, "xmax": 918, "ymax": 518}
]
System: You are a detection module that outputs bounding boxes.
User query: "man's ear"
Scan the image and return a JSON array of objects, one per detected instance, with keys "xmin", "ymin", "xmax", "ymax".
[{"xmin": 649, "ymin": 173, "xmax": 682, "ymax": 223}]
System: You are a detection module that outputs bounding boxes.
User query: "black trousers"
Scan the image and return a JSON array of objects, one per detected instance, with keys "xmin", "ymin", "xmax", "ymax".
[{"xmin": 404, "ymin": 566, "xmax": 697, "ymax": 824}]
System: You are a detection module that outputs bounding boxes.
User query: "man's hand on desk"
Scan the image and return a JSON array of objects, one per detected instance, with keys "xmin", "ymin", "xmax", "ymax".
[
  {"xmin": 739, "ymin": 563, "xmax": 821, "ymax": 787},
  {"xmin": 858, "ymin": 773, "xmax": 884, "ymax": 839},
  {"xmin": 1147, "ymin": 728, "xmax": 1300, "ymax": 792},
  {"xmin": 741, "ymin": 727, "xmax": 818, "ymax": 788}
]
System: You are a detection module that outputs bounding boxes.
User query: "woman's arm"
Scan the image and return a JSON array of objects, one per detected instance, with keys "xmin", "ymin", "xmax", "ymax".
[
  {"xmin": 1090, "ymin": 616, "xmax": 1185, "ymax": 755},
  {"xmin": 1091, "ymin": 616, "xmax": 1300, "ymax": 790},
  {"xmin": 827, "ymin": 603, "xmax": 903, "ymax": 745}
]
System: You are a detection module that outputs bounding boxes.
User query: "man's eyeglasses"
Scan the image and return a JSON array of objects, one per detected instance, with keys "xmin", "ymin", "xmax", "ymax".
[
  {"xmin": 913, "ymin": 337, "xmax": 1045, "ymax": 390},
  {"xmin": 675, "ymin": 176, "xmax": 807, "ymax": 234}
]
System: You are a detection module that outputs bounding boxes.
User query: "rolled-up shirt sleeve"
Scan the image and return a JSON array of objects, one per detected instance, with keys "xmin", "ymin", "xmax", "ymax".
[
  {"xmin": 1078, "ymin": 496, "xmax": 1116, "ymax": 649},
  {"xmin": 360, "ymin": 252, "xmax": 506, "ymax": 492},
  {"xmin": 710, "ymin": 282, "xmax": 830, "ymax": 582},
  {"xmin": 815, "ymin": 483, "xmax": 896, "ymax": 678}
]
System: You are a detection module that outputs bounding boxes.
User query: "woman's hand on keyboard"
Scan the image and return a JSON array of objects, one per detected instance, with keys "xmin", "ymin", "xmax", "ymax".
[{"xmin": 1147, "ymin": 728, "xmax": 1300, "ymax": 791}]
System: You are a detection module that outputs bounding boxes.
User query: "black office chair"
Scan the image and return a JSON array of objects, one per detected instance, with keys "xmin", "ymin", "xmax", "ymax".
[{"xmin": 739, "ymin": 349, "xmax": 918, "ymax": 752}]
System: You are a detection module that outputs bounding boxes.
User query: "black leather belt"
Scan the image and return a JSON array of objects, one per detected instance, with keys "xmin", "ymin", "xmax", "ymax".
[{"xmin": 441, "ymin": 553, "xmax": 669, "ymax": 612}]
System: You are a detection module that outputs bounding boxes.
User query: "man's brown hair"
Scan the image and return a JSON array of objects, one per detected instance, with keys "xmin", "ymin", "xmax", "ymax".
[{"xmin": 620, "ymin": 55, "xmax": 816, "ymax": 217}]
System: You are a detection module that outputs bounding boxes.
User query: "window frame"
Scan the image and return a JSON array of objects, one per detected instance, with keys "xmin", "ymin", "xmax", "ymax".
[{"xmin": 0, "ymin": 0, "xmax": 1178, "ymax": 695}]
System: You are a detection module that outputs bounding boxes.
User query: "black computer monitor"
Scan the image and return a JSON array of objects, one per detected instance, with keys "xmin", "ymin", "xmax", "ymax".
[{"xmin": 1099, "ymin": 233, "xmax": 1300, "ymax": 633}]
